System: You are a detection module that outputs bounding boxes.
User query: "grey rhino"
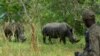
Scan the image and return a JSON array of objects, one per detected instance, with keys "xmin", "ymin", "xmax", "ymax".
[
  {"xmin": 4, "ymin": 22, "xmax": 26, "ymax": 42},
  {"xmin": 42, "ymin": 22, "xmax": 79, "ymax": 44}
]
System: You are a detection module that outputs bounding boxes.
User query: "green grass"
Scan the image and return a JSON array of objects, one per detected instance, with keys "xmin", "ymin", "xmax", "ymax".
[{"xmin": 0, "ymin": 23, "xmax": 85, "ymax": 56}]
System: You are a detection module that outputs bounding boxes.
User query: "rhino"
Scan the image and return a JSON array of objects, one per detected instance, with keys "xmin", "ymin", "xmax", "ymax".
[
  {"xmin": 4, "ymin": 21, "xmax": 26, "ymax": 42},
  {"xmin": 42, "ymin": 22, "xmax": 79, "ymax": 44}
]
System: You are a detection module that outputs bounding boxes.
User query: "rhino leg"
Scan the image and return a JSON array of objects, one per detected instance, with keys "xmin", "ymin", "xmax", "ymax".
[
  {"xmin": 62, "ymin": 37, "xmax": 66, "ymax": 44},
  {"xmin": 48, "ymin": 36, "xmax": 52, "ymax": 44},
  {"xmin": 59, "ymin": 37, "xmax": 63, "ymax": 42},
  {"xmin": 14, "ymin": 31, "xmax": 19, "ymax": 42},
  {"xmin": 43, "ymin": 35, "xmax": 46, "ymax": 43},
  {"xmin": 60, "ymin": 36, "xmax": 66, "ymax": 44},
  {"xmin": 4, "ymin": 30, "xmax": 12, "ymax": 41},
  {"xmin": 14, "ymin": 35, "xmax": 19, "ymax": 42},
  {"xmin": 7, "ymin": 35, "xmax": 11, "ymax": 41}
]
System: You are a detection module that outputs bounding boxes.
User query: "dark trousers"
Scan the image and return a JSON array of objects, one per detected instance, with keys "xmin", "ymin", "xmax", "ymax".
[{"xmin": 75, "ymin": 50, "xmax": 90, "ymax": 56}]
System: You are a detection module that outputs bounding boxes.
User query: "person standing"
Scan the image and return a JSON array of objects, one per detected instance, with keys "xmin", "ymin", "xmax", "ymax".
[{"xmin": 75, "ymin": 9, "xmax": 100, "ymax": 56}]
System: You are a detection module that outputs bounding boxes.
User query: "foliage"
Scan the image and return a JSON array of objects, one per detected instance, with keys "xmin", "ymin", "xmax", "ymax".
[
  {"xmin": 0, "ymin": 0, "xmax": 100, "ymax": 34},
  {"xmin": 0, "ymin": 0, "xmax": 31, "ymax": 22},
  {"xmin": 0, "ymin": 0, "xmax": 100, "ymax": 56},
  {"xmin": 0, "ymin": 23, "xmax": 85, "ymax": 56}
]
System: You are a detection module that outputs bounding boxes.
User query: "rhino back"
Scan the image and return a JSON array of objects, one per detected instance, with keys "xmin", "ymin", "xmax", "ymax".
[{"xmin": 42, "ymin": 22, "xmax": 69, "ymax": 36}]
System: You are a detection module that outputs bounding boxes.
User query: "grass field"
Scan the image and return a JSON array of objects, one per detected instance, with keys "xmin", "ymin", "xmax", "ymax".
[{"xmin": 0, "ymin": 23, "xmax": 86, "ymax": 56}]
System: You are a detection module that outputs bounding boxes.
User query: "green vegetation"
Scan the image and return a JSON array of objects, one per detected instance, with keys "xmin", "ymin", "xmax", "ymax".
[
  {"xmin": 0, "ymin": 0, "xmax": 100, "ymax": 56},
  {"xmin": 0, "ymin": 23, "xmax": 85, "ymax": 56}
]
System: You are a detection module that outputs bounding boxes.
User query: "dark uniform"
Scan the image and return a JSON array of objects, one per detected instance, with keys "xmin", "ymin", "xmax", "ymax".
[
  {"xmin": 84, "ymin": 30, "xmax": 90, "ymax": 51},
  {"xmin": 75, "ymin": 9, "xmax": 100, "ymax": 56},
  {"xmin": 87, "ymin": 24, "xmax": 100, "ymax": 56}
]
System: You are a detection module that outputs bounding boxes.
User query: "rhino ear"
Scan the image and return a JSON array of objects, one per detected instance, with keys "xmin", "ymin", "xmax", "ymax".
[{"xmin": 70, "ymin": 28, "xmax": 73, "ymax": 33}]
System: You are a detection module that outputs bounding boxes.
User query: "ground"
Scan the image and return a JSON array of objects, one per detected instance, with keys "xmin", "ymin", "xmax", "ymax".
[{"xmin": 0, "ymin": 23, "xmax": 85, "ymax": 56}]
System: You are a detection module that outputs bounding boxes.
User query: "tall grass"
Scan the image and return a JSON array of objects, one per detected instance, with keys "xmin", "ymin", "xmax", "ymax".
[{"xmin": 0, "ymin": 23, "xmax": 85, "ymax": 56}]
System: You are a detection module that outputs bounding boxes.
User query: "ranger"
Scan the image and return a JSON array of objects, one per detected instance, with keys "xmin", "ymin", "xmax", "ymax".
[{"xmin": 75, "ymin": 9, "xmax": 100, "ymax": 56}]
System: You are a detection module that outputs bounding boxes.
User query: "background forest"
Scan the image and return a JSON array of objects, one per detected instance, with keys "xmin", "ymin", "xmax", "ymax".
[{"xmin": 0, "ymin": 0, "xmax": 100, "ymax": 56}]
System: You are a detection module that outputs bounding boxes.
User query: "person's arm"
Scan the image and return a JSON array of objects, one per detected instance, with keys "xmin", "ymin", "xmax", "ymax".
[
  {"xmin": 84, "ymin": 31, "xmax": 90, "ymax": 51},
  {"xmin": 98, "ymin": 32, "xmax": 100, "ymax": 56},
  {"xmin": 89, "ymin": 31, "xmax": 100, "ymax": 56}
]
